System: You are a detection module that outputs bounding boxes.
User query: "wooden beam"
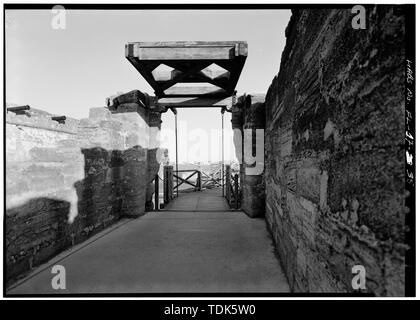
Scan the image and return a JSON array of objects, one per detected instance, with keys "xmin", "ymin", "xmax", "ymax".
[
  {"xmin": 126, "ymin": 42, "xmax": 247, "ymax": 60},
  {"xmin": 126, "ymin": 57, "xmax": 163, "ymax": 95},
  {"xmin": 125, "ymin": 41, "xmax": 248, "ymax": 98},
  {"xmin": 136, "ymin": 47, "xmax": 235, "ymax": 61},
  {"xmin": 129, "ymin": 41, "xmax": 247, "ymax": 48},
  {"xmin": 173, "ymin": 172, "xmax": 198, "ymax": 189},
  {"xmin": 152, "ymin": 70, "xmax": 175, "ymax": 82},
  {"xmin": 201, "ymin": 69, "xmax": 230, "ymax": 80},
  {"xmin": 163, "ymin": 86, "xmax": 227, "ymax": 97},
  {"xmin": 192, "ymin": 71, "xmax": 230, "ymax": 91},
  {"xmin": 155, "ymin": 71, "xmax": 230, "ymax": 92},
  {"xmin": 156, "ymin": 61, "xmax": 231, "ymax": 92},
  {"xmin": 156, "ymin": 62, "xmax": 212, "ymax": 92},
  {"xmin": 221, "ymin": 56, "xmax": 247, "ymax": 93},
  {"xmin": 153, "ymin": 69, "xmax": 229, "ymax": 82},
  {"xmin": 157, "ymin": 96, "xmax": 233, "ymax": 108}
]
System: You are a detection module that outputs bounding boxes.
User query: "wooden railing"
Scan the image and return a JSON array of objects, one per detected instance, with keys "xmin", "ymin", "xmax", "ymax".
[
  {"xmin": 225, "ymin": 164, "xmax": 241, "ymax": 209},
  {"xmin": 201, "ymin": 168, "xmax": 222, "ymax": 189},
  {"xmin": 162, "ymin": 166, "xmax": 212, "ymax": 205},
  {"xmin": 160, "ymin": 165, "xmax": 239, "ymax": 210},
  {"xmin": 173, "ymin": 169, "xmax": 202, "ymax": 192}
]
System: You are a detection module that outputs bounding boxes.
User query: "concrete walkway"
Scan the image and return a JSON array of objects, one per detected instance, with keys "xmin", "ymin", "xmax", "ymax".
[
  {"xmin": 165, "ymin": 188, "xmax": 230, "ymax": 211},
  {"xmin": 8, "ymin": 188, "xmax": 290, "ymax": 294}
]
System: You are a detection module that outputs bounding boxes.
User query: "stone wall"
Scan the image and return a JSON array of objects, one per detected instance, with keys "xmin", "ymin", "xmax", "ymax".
[
  {"xmin": 231, "ymin": 94, "xmax": 266, "ymax": 217},
  {"xmin": 264, "ymin": 7, "xmax": 406, "ymax": 295},
  {"xmin": 6, "ymin": 91, "xmax": 163, "ymax": 285}
]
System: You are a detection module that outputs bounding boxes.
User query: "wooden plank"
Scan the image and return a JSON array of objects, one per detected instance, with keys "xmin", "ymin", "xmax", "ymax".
[
  {"xmin": 153, "ymin": 69, "xmax": 229, "ymax": 82},
  {"xmin": 157, "ymin": 96, "xmax": 233, "ymax": 108},
  {"xmin": 202, "ymin": 172, "xmax": 222, "ymax": 186},
  {"xmin": 126, "ymin": 41, "xmax": 248, "ymax": 98},
  {"xmin": 234, "ymin": 174, "xmax": 239, "ymax": 209},
  {"xmin": 156, "ymin": 61, "xmax": 231, "ymax": 92},
  {"xmin": 163, "ymin": 166, "xmax": 174, "ymax": 204},
  {"xmin": 225, "ymin": 165, "xmax": 231, "ymax": 201},
  {"xmin": 173, "ymin": 172, "xmax": 197, "ymax": 189},
  {"xmin": 154, "ymin": 174, "xmax": 159, "ymax": 211},
  {"xmin": 127, "ymin": 57, "xmax": 162, "ymax": 95},
  {"xmin": 152, "ymin": 70, "xmax": 175, "ymax": 82},
  {"xmin": 126, "ymin": 42, "xmax": 248, "ymax": 60},
  {"xmin": 129, "ymin": 41, "xmax": 247, "ymax": 49},
  {"xmin": 156, "ymin": 62, "xmax": 212, "ymax": 92},
  {"xmin": 155, "ymin": 73, "xmax": 230, "ymax": 94},
  {"xmin": 136, "ymin": 47, "xmax": 235, "ymax": 61},
  {"xmin": 235, "ymin": 42, "xmax": 248, "ymax": 56},
  {"xmin": 163, "ymin": 86, "xmax": 227, "ymax": 97},
  {"xmin": 222, "ymin": 56, "xmax": 247, "ymax": 93}
]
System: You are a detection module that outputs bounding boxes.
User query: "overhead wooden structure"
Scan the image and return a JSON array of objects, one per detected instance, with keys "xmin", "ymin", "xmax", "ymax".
[{"xmin": 125, "ymin": 41, "xmax": 247, "ymax": 108}]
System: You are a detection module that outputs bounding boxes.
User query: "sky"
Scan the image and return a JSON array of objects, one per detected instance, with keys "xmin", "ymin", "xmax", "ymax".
[{"xmin": 6, "ymin": 9, "xmax": 291, "ymax": 163}]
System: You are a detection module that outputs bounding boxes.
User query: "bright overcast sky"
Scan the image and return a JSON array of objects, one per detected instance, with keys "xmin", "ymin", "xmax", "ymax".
[{"xmin": 6, "ymin": 9, "xmax": 291, "ymax": 163}]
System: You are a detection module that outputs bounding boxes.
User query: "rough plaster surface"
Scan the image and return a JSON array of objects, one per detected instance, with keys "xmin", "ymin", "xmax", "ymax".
[
  {"xmin": 264, "ymin": 7, "xmax": 406, "ymax": 295},
  {"xmin": 231, "ymin": 95, "xmax": 266, "ymax": 218},
  {"xmin": 6, "ymin": 91, "xmax": 163, "ymax": 285}
]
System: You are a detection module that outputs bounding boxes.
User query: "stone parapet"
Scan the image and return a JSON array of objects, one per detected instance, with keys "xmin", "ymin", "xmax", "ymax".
[
  {"xmin": 264, "ymin": 8, "xmax": 406, "ymax": 296},
  {"xmin": 5, "ymin": 90, "xmax": 164, "ymax": 286}
]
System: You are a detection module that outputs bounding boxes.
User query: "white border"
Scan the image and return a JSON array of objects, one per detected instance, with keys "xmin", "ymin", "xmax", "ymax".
[{"xmin": 1, "ymin": 0, "xmax": 418, "ymax": 300}]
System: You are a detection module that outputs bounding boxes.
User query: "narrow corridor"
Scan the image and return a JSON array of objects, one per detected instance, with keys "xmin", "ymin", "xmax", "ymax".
[{"xmin": 8, "ymin": 188, "xmax": 290, "ymax": 294}]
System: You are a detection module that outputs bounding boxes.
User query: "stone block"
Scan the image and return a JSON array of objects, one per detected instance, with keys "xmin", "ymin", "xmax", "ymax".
[
  {"xmin": 279, "ymin": 129, "xmax": 292, "ymax": 158},
  {"xmin": 296, "ymin": 159, "xmax": 321, "ymax": 203},
  {"xmin": 6, "ymin": 88, "xmax": 161, "ymax": 284},
  {"xmin": 89, "ymin": 107, "xmax": 111, "ymax": 120},
  {"xmin": 263, "ymin": 7, "xmax": 406, "ymax": 295}
]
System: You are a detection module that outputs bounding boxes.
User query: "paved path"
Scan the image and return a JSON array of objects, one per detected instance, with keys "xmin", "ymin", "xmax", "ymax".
[
  {"xmin": 165, "ymin": 188, "xmax": 230, "ymax": 211},
  {"xmin": 8, "ymin": 188, "xmax": 290, "ymax": 294}
]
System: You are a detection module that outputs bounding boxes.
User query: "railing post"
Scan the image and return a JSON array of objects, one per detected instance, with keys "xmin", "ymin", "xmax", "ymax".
[
  {"xmin": 154, "ymin": 174, "xmax": 159, "ymax": 211},
  {"xmin": 197, "ymin": 171, "xmax": 202, "ymax": 191},
  {"xmin": 169, "ymin": 167, "xmax": 174, "ymax": 200},
  {"xmin": 163, "ymin": 165, "xmax": 173, "ymax": 204},
  {"xmin": 163, "ymin": 166, "xmax": 168, "ymax": 204},
  {"xmin": 225, "ymin": 164, "xmax": 231, "ymax": 204},
  {"xmin": 234, "ymin": 173, "xmax": 239, "ymax": 209},
  {"xmin": 221, "ymin": 165, "xmax": 224, "ymax": 196}
]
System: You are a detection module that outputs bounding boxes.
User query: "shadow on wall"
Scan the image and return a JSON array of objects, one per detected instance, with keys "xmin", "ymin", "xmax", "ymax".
[
  {"xmin": 5, "ymin": 144, "xmax": 153, "ymax": 287},
  {"xmin": 6, "ymin": 197, "xmax": 71, "ymax": 284},
  {"xmin": 263, "ymin": 7, "xmax": 406, "ymax": 296},
  {"xmin": 5, "ymin": 90, "xmax": 164, "ymax": 288}
]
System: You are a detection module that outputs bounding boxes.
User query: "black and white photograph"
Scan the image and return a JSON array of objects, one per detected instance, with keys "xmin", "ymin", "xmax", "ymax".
[{"xmin": 1, "ymin": 0, "xmax": 417, "ymax": 308}]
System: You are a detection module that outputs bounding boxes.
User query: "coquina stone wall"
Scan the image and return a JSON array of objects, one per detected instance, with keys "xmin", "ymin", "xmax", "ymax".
[
  {"xmin": 6, "ymin": 90, "xmax": 164, "ymax": 285},
  {"xmin": 264, "ymin": 7, "xmax": 406, "ymax": 295},
  {"xmin": 231, "ymin": 94, "xmax": 266, "ymax": 217}
]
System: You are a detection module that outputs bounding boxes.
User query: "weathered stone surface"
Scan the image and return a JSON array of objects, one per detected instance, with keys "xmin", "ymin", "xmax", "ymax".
[
  {"xmin": 6, "ymin": 90, "xmax": 163, "ymax": 286},
  {"xmin": 108, "ymin": 89, "xmax": 148, "ymax": 109},
  {"xmin": 231, "ymin": 95, "xmax": 266, "ymax": 217},
  {"xmin": 264, "ymin": 7, "xmax": 406, "ymax": 296}
]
